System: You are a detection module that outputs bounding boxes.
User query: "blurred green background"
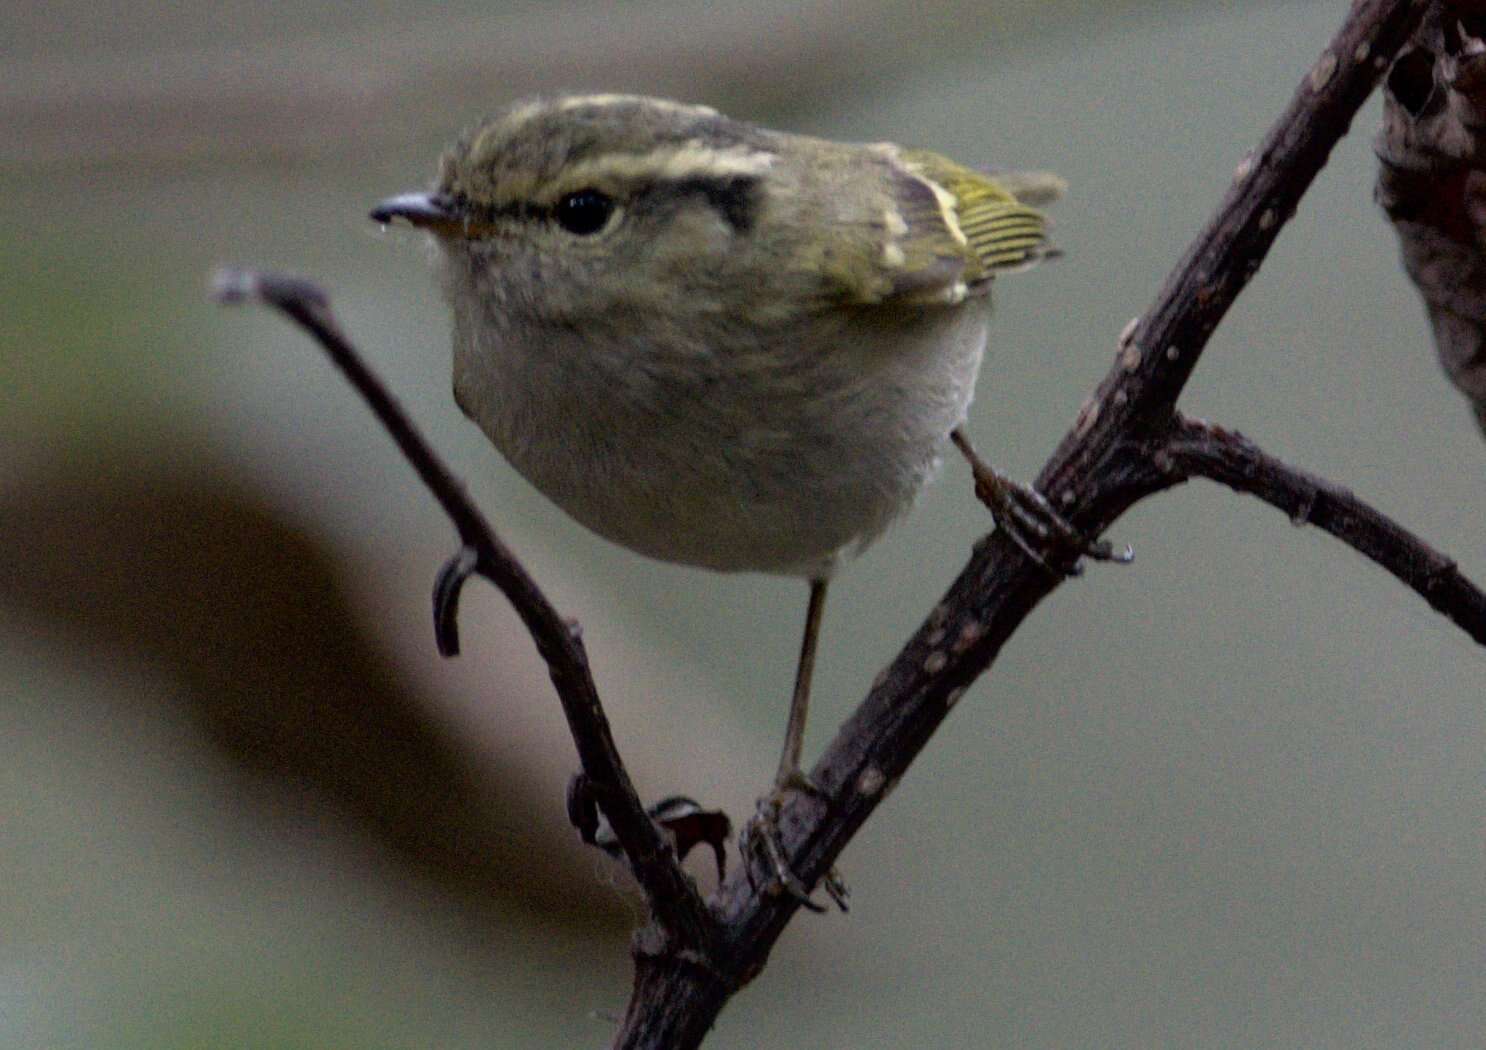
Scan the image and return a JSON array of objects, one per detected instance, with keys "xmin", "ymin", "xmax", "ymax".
[{"xmin": 4, "ymin": 1, "xmax": 1485, "ymax": 1046}]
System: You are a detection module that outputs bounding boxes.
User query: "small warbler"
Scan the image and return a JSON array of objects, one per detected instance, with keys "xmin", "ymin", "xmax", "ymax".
[{"xmin": 373, "ymin": 94, "xmax": 1121, "ymax": 901}]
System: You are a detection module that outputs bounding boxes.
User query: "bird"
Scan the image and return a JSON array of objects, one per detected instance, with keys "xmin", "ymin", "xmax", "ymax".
[{"xmin": 371, "ymin": 93, "xmax": 1123, "ymax": 905}]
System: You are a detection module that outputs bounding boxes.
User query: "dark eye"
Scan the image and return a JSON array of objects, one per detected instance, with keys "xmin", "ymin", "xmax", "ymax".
[{"xmin": 555, "ymin": 189, "xmax": 615, "ymax": 235}]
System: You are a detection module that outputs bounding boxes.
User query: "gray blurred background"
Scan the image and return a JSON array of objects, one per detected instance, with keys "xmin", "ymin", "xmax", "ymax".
[{"xmin": 4, "ymin": 1, "xmax": 1485, "ymax": 1047}]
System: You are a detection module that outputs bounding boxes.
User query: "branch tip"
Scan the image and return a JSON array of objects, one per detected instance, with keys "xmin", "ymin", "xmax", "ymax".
[
  {"xmin": 209, "ymin": 266, "xmax": 260, "ymax": 305},
  {"xmin": 210, "ymin": 266, "xmax": 329, "ymax": 312}
]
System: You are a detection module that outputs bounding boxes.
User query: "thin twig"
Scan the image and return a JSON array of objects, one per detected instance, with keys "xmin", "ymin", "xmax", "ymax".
[
  {"xmin": 210, "ymin": 267, "xmax": 715, "ymax": 951},
  {"xmin": 1161, "ymin": 413, "xmax": 1486, "ymax": 644}
]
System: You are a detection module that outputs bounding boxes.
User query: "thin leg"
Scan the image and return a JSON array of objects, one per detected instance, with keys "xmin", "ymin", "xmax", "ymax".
[
  {"xmin": 950, "ymin": 427, "xmax": 1133, "ymax": 572},
  {"xmin": 775, "ymin": 577, "xmax": 828, "ymax": 787},
  {"xmin": 741, "ymin": 577, "xmax": 848, "ymax": 912}
]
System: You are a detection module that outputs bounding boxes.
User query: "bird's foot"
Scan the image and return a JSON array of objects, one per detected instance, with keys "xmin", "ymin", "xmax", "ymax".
[
  {"xmin": 740, "ymin": 770, "xmax": 849, "ymax": 913},
  {"xmin": 953, "ymin": 432, "xmax": 1132, "ymax": 575}
]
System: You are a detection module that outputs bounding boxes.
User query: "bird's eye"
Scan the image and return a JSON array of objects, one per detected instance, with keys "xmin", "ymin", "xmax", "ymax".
[{"xmin": 554, "ymin": 189, "xmax": 615, "ymax": 235}]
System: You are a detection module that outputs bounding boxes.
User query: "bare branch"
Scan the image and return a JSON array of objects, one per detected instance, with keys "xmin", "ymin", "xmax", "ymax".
[
  {"xmin": 614, "ymin": 1, "xmax": 1435, "ymax": 1046},
  {"xmin": 210, "ymin": 268, "xmax": 716, "ymax": 951},
  {"xmin": 1161, "ymin": 413, "xmax": 1486, "ymax": 644}
]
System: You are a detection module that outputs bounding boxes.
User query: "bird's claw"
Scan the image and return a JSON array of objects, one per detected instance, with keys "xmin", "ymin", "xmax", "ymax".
[
  {"xmin": 952, "ymin": 429, "xmax": 1132, "ymax": 575},
  {"xmin": 972, "ymin": 468, "xmax": 1132, "ymax": 575},
  {"xmin": 740, "ymin": 777, "xmax": 849, "ymax": 913}
]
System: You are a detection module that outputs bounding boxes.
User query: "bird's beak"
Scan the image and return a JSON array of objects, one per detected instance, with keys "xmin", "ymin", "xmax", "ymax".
[{"xmin": 370, "ymin": 192, "xmax": 463, "ymax": 235}]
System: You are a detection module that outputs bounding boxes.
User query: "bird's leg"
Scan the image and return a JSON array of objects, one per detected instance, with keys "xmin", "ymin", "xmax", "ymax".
[
  {"xmin": 950, "ymin": 427, "xmax": 1132, "ymax": 574},
  {"xmin": 775, "ymin": 576, "xmax": 827, "ymax": 789},
  {"xmin": 741, "ymin": 578, "xmax": 849, "ymax": 912}
]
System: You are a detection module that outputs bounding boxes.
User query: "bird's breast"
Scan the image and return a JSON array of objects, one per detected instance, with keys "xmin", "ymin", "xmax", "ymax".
[{"xmin": 450, "ymin": 294, "xmax": 991, "ymax": 576}]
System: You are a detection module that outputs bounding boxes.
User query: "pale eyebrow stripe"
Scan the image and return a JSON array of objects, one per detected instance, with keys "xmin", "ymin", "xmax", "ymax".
[
  {"xmin": 549, "ymin": 141, "xmax": 776, "ymax": 193},
  {"xmin": 491, "ymin": 141, "xmax": 777, "ymax": 203}
]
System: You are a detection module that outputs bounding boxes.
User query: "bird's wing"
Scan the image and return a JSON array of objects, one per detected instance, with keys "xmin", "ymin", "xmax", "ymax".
[
  {"xmin": 817, "ymin": 147, "xmax": 1062, "ymax": 307},
  {"xmin": 900, "ymin": 149, "xmax": 1063, "ymax": 280}
]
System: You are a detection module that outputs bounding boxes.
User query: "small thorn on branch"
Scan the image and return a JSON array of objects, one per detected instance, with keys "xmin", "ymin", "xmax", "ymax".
[{"xmin": 433, "ymin": 546, "xmax": 480, "ymax": 657}]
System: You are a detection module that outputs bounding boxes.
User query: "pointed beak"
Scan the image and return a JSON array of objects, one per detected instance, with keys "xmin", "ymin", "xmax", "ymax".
[{"xmin": 369, "ymin": 191, "xmax": 462, "ymax": 233}]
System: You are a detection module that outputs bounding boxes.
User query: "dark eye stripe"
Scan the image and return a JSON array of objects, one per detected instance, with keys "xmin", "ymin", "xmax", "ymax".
[
  {"xmin": 453, "ymin": 192, "xmax": 619, "ymax": 233},
  {"xmin": 671, "ymin": 175, "xmax": 759, "ymax": 232},
  {"xmin": 456, "ymin": 174, "xmax": 756, "ymax": 235},
  {"xmin": 453, "ymin": 194, "xmax": 549, "ymax": 224}
]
